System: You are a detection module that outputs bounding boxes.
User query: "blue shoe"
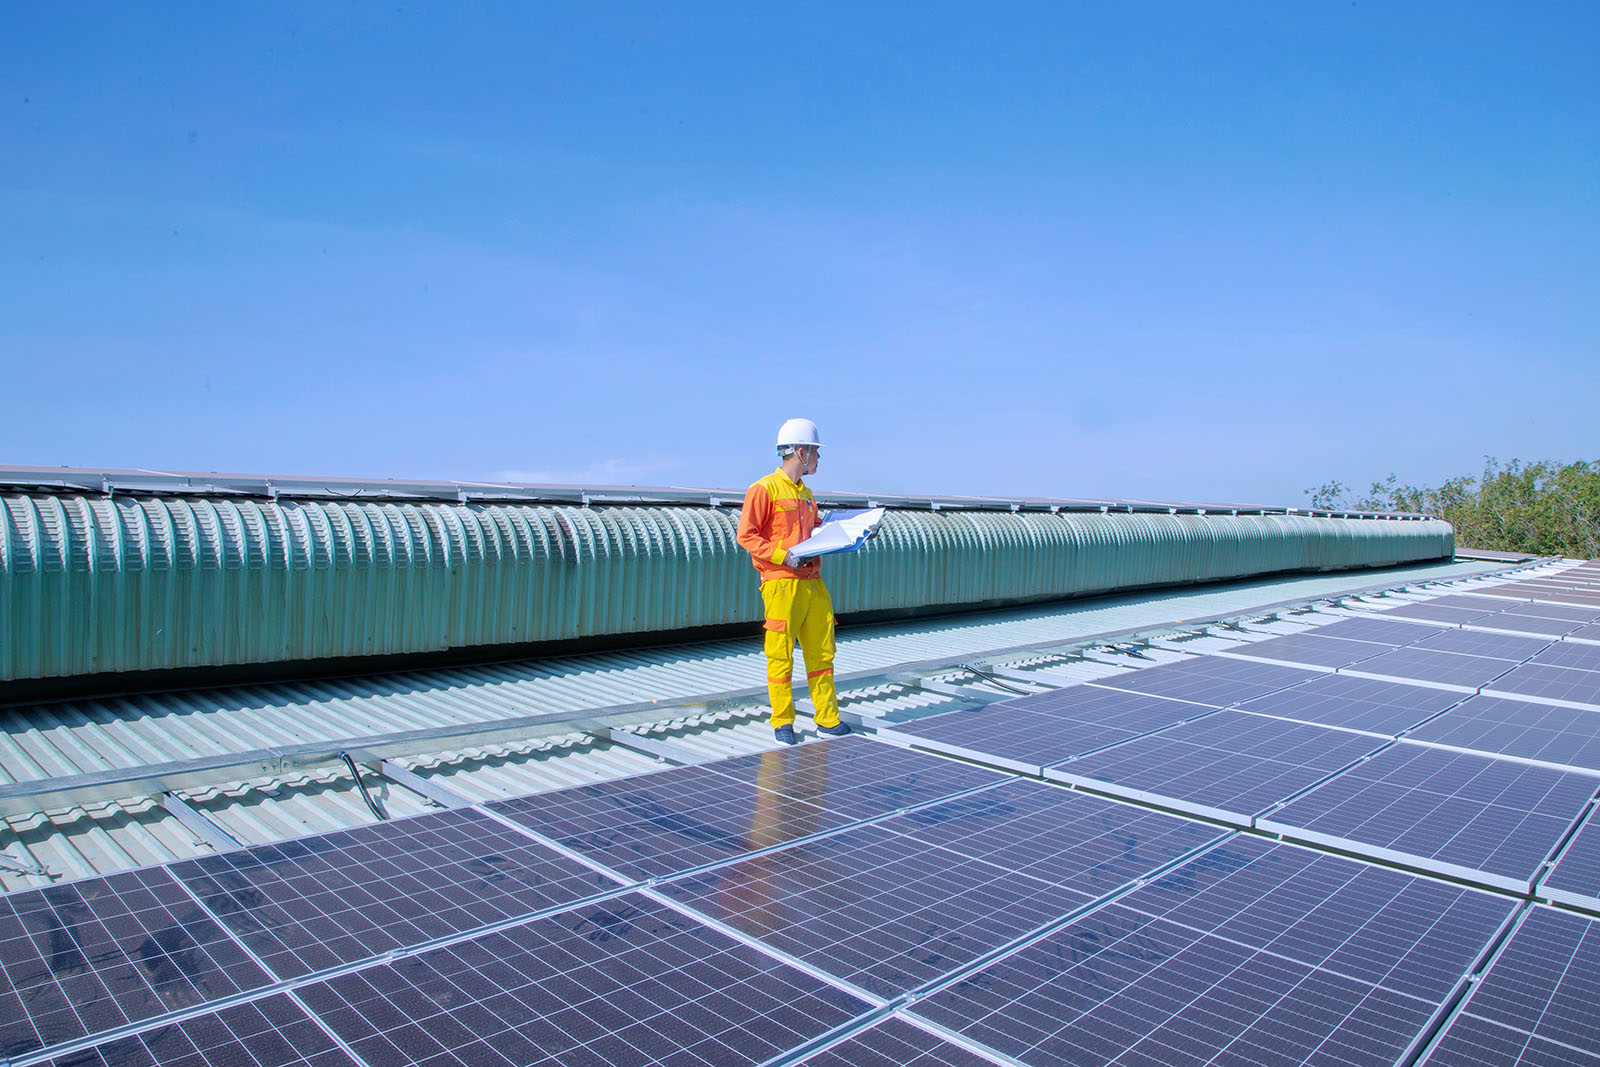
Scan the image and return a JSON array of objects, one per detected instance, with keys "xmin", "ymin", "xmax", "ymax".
[
  {"xmin": 816, "ymin": 722, "xmax": 852, "ymax": 737},
  {"xmin": 774, "ymin": 725, "xmax": 798, "ymax": 745}
]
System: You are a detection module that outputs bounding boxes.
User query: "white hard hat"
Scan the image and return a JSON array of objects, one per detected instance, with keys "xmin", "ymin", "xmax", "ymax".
[{"xmin": 776, "ymin": 418, "xmax": 823, "ymax": 449}]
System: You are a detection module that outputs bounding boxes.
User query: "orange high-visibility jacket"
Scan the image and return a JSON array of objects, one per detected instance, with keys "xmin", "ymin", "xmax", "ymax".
[{"xmin": 737, "ymin": 470, "xmax": 824, "ymax": 583}]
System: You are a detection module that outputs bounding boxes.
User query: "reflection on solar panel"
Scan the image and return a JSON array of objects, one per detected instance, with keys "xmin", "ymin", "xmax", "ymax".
[
  {"xmin": 1308, "ymin": 616, "xmax": 1448, "ymax": 644},
  {"xmin": 1233, "ymin": 672, "xmax": 1462, "ymax": 735},
  {"xmin": 1045, "ymin": 711, "xmax": 1384, "ymax": 824},
  {"xmin": 1094, "ymin": 655, "xmax": 1317, "ymax": 707},
  {"xmin": 702, "ymin": 737, "xmax": 1009, "ymax": 822},
  {"xmin": 1343, "ymin": 646, "xmax": 1517, "ymax": 691},
  {"xmin": 1408, "ymin": 695, "xmax": 1600, "ymax": 773},
  {"xmin": 489, "ymin": 762, "xmax": 855, "ymax": 880},
  {"xmin": 912, "ymin": 838, "xmax": 1514, "ymax": 1067},
  {"xmin": 173, "ymin": 808, "xmax": 614, "ymax": 979},
  {"xmin": 658, "ymin": 822, "xmax": 1086, "ymax": 999},
  {"xmin": 1384, "ymin": 602, "xmax": 1500, "ymax": 625},
  {"xmin": 1540, "ymin": 809, "xmax": 1600, "ymax": 911},
  {"xmin": 1531, "ymin": 641, "xmax": 1600, "ymax": 672},
  {"xmin": 1423, "ymin": 908, "xmax": 1600, "ymax": 1066},
  {"xmin": 1226, "ymin": 632, "xmax": 1391, "ymax": 669},
  {"xmin": 296, "ymin": 892, "xmax": 869, "ymax": 1067},
  {"xmin": 797, "ymin": 1018, "xmax": 999, "ymax": 1067},
  {"xmin": 1485, "ymin": 662, "xmax": 1600, "ymax": 709},
  {"xmin": 1408, "ymin": 628, "xmax": 1551, "ymax": 660},
  {"xmin": 880, "ymin": 686, "xmax": 1214, "ymax": 775},
  {"xmin": 1259, "ymin": 744, "xmax": 1599, "ymax": 891},
  {"xmin": 0, "ymin": 867, "xmax": 270, "ymax": 1061},
  {"xmin": 895, "ymin": 780, "xmax": 1227, "ymax": 892},
  {"xmin": 45, "ymin": 994, "xmax": 355, "ymax": 1067}
]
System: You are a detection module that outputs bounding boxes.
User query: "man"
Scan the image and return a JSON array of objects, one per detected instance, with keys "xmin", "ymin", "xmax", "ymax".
[{"xmin": 736, "ymin": 418, "xmax": 852, "ymax": 745}]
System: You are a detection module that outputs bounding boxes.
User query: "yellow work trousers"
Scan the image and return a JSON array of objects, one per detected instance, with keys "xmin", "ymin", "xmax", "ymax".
[{"xmin": 760, "ymin": 577, "xmax": 841, "ymax": 729}]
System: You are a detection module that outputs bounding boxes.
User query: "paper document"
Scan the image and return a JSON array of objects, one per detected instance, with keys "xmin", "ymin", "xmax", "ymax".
[{"xmin": 786, "ymin": 507, "xmax": 887, "ymax": 560}]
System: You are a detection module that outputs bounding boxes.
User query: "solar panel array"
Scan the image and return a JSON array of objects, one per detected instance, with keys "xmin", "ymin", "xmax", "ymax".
[{"xmin": 11, "ymin": 566, "xmax": 1600, "ymax": 1066}]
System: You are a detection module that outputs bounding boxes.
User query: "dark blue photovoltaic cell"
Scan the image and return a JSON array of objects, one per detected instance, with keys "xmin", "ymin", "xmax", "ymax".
[
  {"xmin": 1531, "ymin": 641, "xmax": 1600, "ymax": 673},
  {"xmin": 913, "ymin": 838, "xmax": 1513, "ymax": 1067},
  {"xmin": 1344, "ymin": 646, "xmax": 1516, "ymax": 689},
  {"xmin": 657, "ymin": 822, "xmax": 1086, "ymax": 999},
  {"xmin": 1261, "ymin": 745, "xmax": 1599, "ymax": 888},
  {"xmin": 1095, "ymin": 656, "xmax": 1318, "ymax": 707},
  {"xmin": 1307, "ymin": 617, "xmax": 1449, "ymax": 644},
  {"xmin": 1569, "ymin": 624, "xmax": 1600, "ymax": 644},
  {"xmin": 1485, "ymin": 663, "xmax": 1600, "ymax": 708},
  {"xmin": 1233, "ymin": 673, "xmax": 1462, "ymax": 735},
  {"xmin": 1046, "ymin": 711, "xmax": 1383, "ymax": 822},
  {"xmin": 1540, "ymin": 810, "xmax": 1600, "ymax": 907},
  {"xmin": 1423, "ymin": 908, "xmax": 1600, "ymax": 1066},
  {"xmin": 1228, "ymin": 633, "xmax": 1392, "ymax": 668},
  {"xmin": 1484, "ymin": 599, "xmax": 1600, "ymax": 622},
  {"xmin": 296, "ymin": 892, "xmax": 869, "ymax": 1067},
  {"xmin": 895, "ymin": 780, "xmax": 1228, "ymax": 891},
  {"xmin": 884, "ymin": 685, "xmax": 1213, "ymax": 770},
  {"xmin": 44, "ymin": 995, "xmax": 355, "ymax": 1067},
  {"xmin": 796, "ymin": 1018, "xmax": 999, "ymax": 1067},
  {"xmin": 0, "ymin": 867, "xmax": 270, "ymax": 1061},
  {"xmin": 173, "ymin": 808, "xmax": 614, "ymax": 979},
  {"xmin": 1407, "ymin": 628, "xmax": 1551, "ymax": 661},
  {"xmin": 1421, "ymin": 595, "xmax": 1525, "ymax": 613},
  {"xmin": 1408, "ymin": 695, "xmax": 1600, "ymax": 772}
]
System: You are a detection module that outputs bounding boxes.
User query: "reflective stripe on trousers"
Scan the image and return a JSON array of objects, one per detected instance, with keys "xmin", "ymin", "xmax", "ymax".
[{"xmin": 759, "ymin": 577, "xmax": 840, "ymax": 729}]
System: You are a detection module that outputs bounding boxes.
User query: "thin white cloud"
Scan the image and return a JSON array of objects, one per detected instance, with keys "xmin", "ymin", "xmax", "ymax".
[{"xmin": 489, "ymin": 457, "xmax": 676, "ymax": 486}]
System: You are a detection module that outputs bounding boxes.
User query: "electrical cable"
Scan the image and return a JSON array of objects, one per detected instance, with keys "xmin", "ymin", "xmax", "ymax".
[
  {"xmin": 959, "ymin": 663, "xmax": 1031, "ymax": 695},
  {"xmin": 339, "ymin": 752, "xmax": 389, "ymax": 821}
]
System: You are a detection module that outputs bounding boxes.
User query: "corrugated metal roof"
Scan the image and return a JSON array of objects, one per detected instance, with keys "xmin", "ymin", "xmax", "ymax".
[{"xmin": 0, "ymin": 554, "xmax": 1549, "ymax": 893}]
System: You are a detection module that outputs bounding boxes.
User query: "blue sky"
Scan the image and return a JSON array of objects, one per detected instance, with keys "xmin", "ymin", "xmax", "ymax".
[{"xmin": 3, "ymin": 3, "xmax": 1595, "ymax": 505}]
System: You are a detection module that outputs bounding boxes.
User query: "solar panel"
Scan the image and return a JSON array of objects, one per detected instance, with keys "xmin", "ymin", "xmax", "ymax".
[
  {"xmin": 1485, "ymin": 600, "xmax": 1600, "ymax": 623},
  {"xmin": 488, "ymin": 761, "xmax": 856, "ymax": 881},
  {"xmin": 1531, "ymin": 641, "xmax": 1600, "ymax": 672},
  {"xmin": 1484, "ymin": 662, "xmax": 1600, "ymax": 710},
  {"xmin": 0, "ymin": 866, "xmax": 270, "ymax": 1061},
  {"xmin": 657, "ymin": 822, "xmax": 1087, "ymax": 999},
  {"xmin": 1342, "ymin": 646, "xmax": 1517, "ymax": 691},
  {"xmin": 1044, "ymin": 711, "xmax": 1385, "ymax": 825},
  {"xmin": 1422, "ymin": 908, "xmax": 1600, "ymax": 1066},
  {"xmin": 1419, "ymin": 594, "xmax": 1522, "ymax": 613},
  {"xmin": 1307, "ymin": 616, "xmax": 1449, "ymax": 644},
  {"xmin": 1407, "ymin": 628, "xmax": 1551, "ymax": 661},
  {"xmin": 172, "ymin": 807, "xmax": 615, "ymax": 980},
  {"xmin": 1258, "ymin": 744, "xmax": 1599, "ymax": 891},
  {"xmin": 1225, "ymin": 632, "xmax": 1392, "ymax": 669},
  {"xmin": 1472, "ymin": 611, "xmax": 1586, "ymax": 638},
  {"xmin": 1539, "ymin": 807, "xmax": 1600, "ymax": 911},
  {"xmin": 880, "ymin": 686, "xmax": 1216, "ymax": 775},
  {"xmin": 1382, "ymin": 602, "xmax": 1500, "ymax": 625},
  {"xmin": 895, "ymin": 779, "xmax": 1227, "ymax": 892},
  {"xmin": 1408, "ymin": 695, "xmax": 1600, "ymax": 773},
  {"xmin": 44, "ymin": 994, "xmax": 356, "ymax": 1067},
  {"xmin": 701, "ymin": 737, "xmax": 1009, "ymax": 822},
  {"xmin": 795, "ymin": 1017, "xmax": 1000, "ymax": 1067},
  {"xmin": 911, "ymin": 837, "xmax": 1514, "ymax": 1067},
  {"xmin": 1232, "ymin": 672, "xmax": 1463, "ymax": 735},
  {"xmin": 1093, "ymin": 655, "xmax": 1318, "ymax": 707},
  {"xmin": 295, "ymin": 892, "xmax": 869, "ymax": 1067}
]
